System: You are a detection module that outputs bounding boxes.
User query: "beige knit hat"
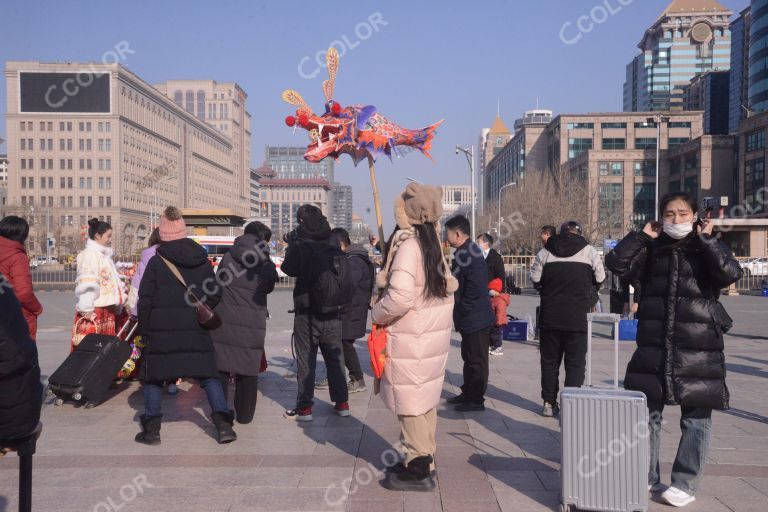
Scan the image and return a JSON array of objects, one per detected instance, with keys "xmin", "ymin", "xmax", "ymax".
[{"xmin": 394, "ymin": 183, "xmax": 443, "ymax": 228}]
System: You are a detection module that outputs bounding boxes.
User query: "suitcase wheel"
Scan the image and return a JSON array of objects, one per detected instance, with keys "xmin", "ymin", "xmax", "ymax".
[
  {"xmin": 72, "ymin": 392, "xmax": 83, "ymax": 401},
  {"xmin": 84, "ymin": 402, "xmax": 96, "ymax": 409},
  {"xmin": 558, "ymin": 504, "xmax": 573, "ymax": 512},
  {"xmin": 54, "ymin": 398, "xmax": 64, "ymax": 406}
]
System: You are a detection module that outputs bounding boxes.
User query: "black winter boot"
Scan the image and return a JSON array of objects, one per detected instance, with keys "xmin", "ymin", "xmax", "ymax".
[
  {"xmin": 211, "ymin": 410, "xmax": 237, "ymax": 444},
  {"xmin": 134, "ymin": 415, "xmax": 162, "ymax": 446},
  {"xmin": 384, "ymin": 455, "xmax": 436, "ymax": 492}
]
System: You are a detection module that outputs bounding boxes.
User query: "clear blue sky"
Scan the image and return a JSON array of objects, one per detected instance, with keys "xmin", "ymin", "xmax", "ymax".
[{"xmin": 0, "ymin": 0, "xmax": 747, "ymax": 230}]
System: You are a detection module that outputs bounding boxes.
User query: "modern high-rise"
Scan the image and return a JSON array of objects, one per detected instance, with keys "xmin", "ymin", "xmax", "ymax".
[
  {"xmin": 265, "ymin": 145, "xmax": 334, "ymax": 182},
  {"xmin": 729, "ymin": 6, "xmax": 751, "ymax": 133},
  {"xmin": 155, "ymin": 80, "xmax": 252, "ymax": 207},
  {"xmin": 479, "ymin": 117, "xmax": 511, "ymax": 214},
  {"xmin": 331, "ymin": 184, "xmax": 353, "ymax": 231},
  {"xmin": 684, "ymin": 71, "xmax": 730, "ymax": 134},
  {"xmin": 485, "ymin": 109, "xmax": 552, "ymax": 203},
  {"xmin": 623, "ymin": 0, "xmax": 732, "ymax": 112},
  {"xmin": 749, "ymin": 0, "xmax": 768, "ymax": 112},
  {"xmin": 5, "ymin": 61, "xmax": 248, "ymax": 256}
]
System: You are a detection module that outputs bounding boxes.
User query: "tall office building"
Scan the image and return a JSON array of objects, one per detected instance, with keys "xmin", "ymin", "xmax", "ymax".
[
  {"xmin": 265, "ymin": 145, "xmax": 334, "ymax": 182},
  {"xmin": 623, "ymin": 0, "xmax": 732, "ymax": 112},
  {"xmin": 331, "ymin": 184, "xmax": 353, "ymax": 231},
  {"xmin": 5, "ymin": 62, "xmax": 247, "ymax": 256},
  {"xmin": 729, "ymin": 7, "xmax": 752, "ymax": 133},
  {"xmin": 479, "ymin": 117, "xmax": 511, "ymax": 214},
  {"xmin": 749, "ymin": 0, "xmax": 768, "ymax": 112},
  {"xmin": 155, "ymin": 80, "xmax": 252, "ymax": 208},
  {"xmin": 684, "ymin": 71, "xmax": 730, "ymax": 134}
]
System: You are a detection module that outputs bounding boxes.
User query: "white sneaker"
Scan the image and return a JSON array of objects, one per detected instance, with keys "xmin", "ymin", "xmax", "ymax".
[
  {"xmin": 489, "ymin": 347, "xmax": 504, "ymax": 356},
  {"xmin": 661, "ymin": 486, "xmax": 695, "ymax": 507}
]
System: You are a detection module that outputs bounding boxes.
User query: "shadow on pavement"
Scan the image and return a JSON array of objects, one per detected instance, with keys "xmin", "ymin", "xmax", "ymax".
[{"xmin": 722, "ymin": 408, "xmax": 768, "ymax": 425}]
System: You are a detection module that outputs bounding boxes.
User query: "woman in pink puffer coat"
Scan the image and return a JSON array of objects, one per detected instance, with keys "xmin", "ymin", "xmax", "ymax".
[{"xmin": 372, "ymin": 183, "xmax": 457, "ymax": 492}]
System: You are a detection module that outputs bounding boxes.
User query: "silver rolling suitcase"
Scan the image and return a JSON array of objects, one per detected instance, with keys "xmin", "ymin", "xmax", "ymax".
[{"xmin": 559, "ymin": 313, "xmax": 649, "ymax": 512}]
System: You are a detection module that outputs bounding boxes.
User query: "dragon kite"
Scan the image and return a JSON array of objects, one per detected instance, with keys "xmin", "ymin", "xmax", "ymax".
[{"xmin": 282, "ymin": 47, "xmax": 443, "ymax": 165}]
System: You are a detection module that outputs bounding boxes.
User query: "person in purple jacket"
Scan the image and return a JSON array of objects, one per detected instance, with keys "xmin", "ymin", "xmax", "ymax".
[{"xmin": 127, "ymin": 229, "xmax": 174, "ymax": 388}]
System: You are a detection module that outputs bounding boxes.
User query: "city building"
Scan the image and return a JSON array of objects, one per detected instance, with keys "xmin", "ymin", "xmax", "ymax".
[
  {"xmin": 155, "ymin": 79, "xmax": 252, "ymax": 208},
  {"xmin": 4, "ymin": 61, "xmax": 248, "ymax": 256},
  {"xmin": 331, "ymin": 184, "xmax": 353, "ymax": 231},
  {"xmin": 623, "ymin": 0, "xmax": 732, "ymax": 112},
  {"xmin": 749, "ymin": 0, "xmax": 768, "ymax": 112},
  {"xmin": 552, "ymin": 112, "xmax": 705, "ymax": 236},
  {"xmin": 729, "ymin": 6, "xmax": 751, "ymax": 133},
  {"xmin": 727, "ymin": 110, "xmax": 768, "ymax": 256},
  {"xmin": 265, "ymin": 145, "xmax": 334, "ymax": 182},
  {"xmin": 684, "ymin": 71, "xmax": 730, "ymax": 135},
  {"xmin": 441, "ymin": 185, "xmax": 473, "ymax": 224},
  {"xmin": 349, "ymin": 213, "xmax": 371, "ymax": 244},
  {"xmin": 485, "ymin": 109, "xmax": 552, "ymax": 204},
  {"xmin": 248, "ymin": 164, "xmax": 273, "ymax": 226},
  {"xmin": 256, "ymin": 174, "xmax": 332, "ymax": 239},
  {"xmin": 479, "ymin": 116, "xmax": 512, "ymax": 214},
  {"xmin": 0, "ymin": 153, "xmax": 8, "ymax": 214}
]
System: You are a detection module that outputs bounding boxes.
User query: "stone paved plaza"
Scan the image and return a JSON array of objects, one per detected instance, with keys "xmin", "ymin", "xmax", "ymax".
[{"xmin": 1, "ymin": 290, "xmax": 767, "ymax": 511}]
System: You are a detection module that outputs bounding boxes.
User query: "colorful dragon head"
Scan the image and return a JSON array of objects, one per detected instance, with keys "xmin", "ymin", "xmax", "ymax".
[{"xmin": 282, "ymin": 48, "xmax": 442, "ymax": 166}]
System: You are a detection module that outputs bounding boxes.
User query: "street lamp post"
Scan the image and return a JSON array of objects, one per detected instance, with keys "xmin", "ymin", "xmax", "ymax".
[
  {"xmin": 456, "ymin": 145, "xmax": 476, "ymax": 239},
  {"xmin": 648, "ymin": 114, "xmax": 670, "ymax": 217},
  {"xmin": 498, "ymin": 182, "xmax": 517, "ymax": 238}
]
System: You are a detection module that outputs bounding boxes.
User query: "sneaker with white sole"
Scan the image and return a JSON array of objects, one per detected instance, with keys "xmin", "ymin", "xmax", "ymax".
[
  {"xmin": 541, "ymin": 401, "xmax": 560, "ymax": 417},
  {"xmin": 315, "ymin": 378, "xmax": 329, "ymax": 390},
  {"xmin": 284, "ymin": 407, "xmax": 313, "ymax": 422},
  {"xmin": 648, "ymin": 482, "xmax": 663, "ymax": 492},
  {"xmin": 489, "ymin": 347, "xmax": 504, "ymax": 356},
  {"xmin": 348, "ymin": 377, "xmax": 367, "ymax": 393},
  {"xmin": 661, "ymin": 486, "xmax": 695, "ymax": 507},
  {"xmin": 334, "ymin": 402, "xmax": 351, "ymax": 417}
]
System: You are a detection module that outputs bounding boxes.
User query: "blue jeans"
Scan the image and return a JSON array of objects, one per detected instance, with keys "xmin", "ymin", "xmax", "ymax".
[
  {"xmin": 143, "ymin": 378, "xmax": 228, "ymax": 418},
  {"xmin": 649, "ymin": 406, "xmax": 712, "ymax": 495}
]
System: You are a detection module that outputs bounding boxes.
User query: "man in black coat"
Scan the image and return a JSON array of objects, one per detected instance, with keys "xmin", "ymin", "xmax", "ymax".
[
  {"xmin": 331, "ymin": 228, "xmax": 373, "ymax": 393},
  {"xmin": 476, "ymin": 233, "xmax": 506, "ymax": 355},
  {"xmin": 0, "ymin": 273, "xmax": 42, "ymax": 444},
  {"xmin": 281, "ymin": 206, "xmax": 350, "ymax": 422},
  {"xmin": 531, "ymin": 221, "xmax": 605, "ymax": 417},
  {"xmin": 445, "ymin": 216, "xmax": 495, "ymax": 412}
]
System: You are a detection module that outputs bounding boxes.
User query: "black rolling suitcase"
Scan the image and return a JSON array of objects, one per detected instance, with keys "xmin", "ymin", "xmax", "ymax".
[{"xmin": 48, "ymin": 320, "xmax": 136, "ymax": 408}]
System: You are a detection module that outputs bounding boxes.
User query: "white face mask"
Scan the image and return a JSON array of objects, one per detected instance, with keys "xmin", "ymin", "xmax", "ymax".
[{"xmin": 663, "ymin": 220, "xmax": 694, "ymax": 240}]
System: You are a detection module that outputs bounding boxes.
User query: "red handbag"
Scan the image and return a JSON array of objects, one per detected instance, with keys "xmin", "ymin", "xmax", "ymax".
[{"xmin": 367, "ymin": 325, "xmax": 387, "ymax": 379}]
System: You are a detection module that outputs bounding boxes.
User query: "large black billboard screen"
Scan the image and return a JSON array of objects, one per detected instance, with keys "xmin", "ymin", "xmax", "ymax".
[{"xmin": 20, "ymin": 72, "xmax": 111, "ymax": 113}]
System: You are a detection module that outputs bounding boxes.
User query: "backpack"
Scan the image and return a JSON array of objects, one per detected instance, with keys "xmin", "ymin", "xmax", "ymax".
[{"xmin": 309, "ymin": 244, "xmax": 354, "ymax": 314}]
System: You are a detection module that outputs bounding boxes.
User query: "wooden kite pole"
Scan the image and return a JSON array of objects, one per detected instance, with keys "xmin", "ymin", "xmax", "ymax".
[{"xmin": 368, "ymin": 156, "xmax": 386, "ymax": 250}]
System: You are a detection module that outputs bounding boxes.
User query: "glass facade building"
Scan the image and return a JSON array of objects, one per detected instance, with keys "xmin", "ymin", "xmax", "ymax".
[{"xmin": 749, "ymin": 0, "xmax": 768, "ymax": 112}]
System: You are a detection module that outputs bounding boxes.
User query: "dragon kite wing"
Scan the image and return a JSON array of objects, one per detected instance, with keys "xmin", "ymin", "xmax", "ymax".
[
  {"xmin": 322, "ymin": 47, "xmax": 339, "ymax": 102},
  {"xmin": 282, "ymin": 89, "xmax": 313, "ymax": 116}
]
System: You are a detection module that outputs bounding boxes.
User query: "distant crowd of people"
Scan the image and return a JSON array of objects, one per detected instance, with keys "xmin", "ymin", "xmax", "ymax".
[{"xmin": 0, "ymin": 189, "xmax": 743, "ymax": 504}]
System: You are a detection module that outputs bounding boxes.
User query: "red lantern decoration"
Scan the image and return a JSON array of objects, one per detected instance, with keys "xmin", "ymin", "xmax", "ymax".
[
  {"xmin": 285, "ymin": 115, "xmax": 296, "ymax": 127},
  {"xmin": 331, "ymin": 102, "xmax": 341, "ymax": 115}
]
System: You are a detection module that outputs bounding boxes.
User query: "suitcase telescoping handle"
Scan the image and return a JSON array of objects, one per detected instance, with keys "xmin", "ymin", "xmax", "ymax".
[
  {"xmin": 586, "ymin": 312, "xmax": 621, "ymax": 388},
  {"xmin": 116, "ymin": 319, "xmax": 139, "ymax": 343}
]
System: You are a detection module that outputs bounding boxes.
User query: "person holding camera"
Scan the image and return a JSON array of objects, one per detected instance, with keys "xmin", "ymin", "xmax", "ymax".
[
  {"xmin": 606, "ymin": 192, "xmax": 742, "ymax": 507},
  {"xmin": 281, "ymin": 205, "xmax": 351, "ymax": 422}
]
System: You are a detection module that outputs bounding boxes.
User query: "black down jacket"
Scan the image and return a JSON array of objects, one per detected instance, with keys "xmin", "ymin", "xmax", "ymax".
[
  {"xmin": 0, "ymin": 274, "xmax": 42, "ymax": 441},
  {"xmin": 211, "ymin": 234, "xmax": 278, "ymax": 376},
  {"xmin": 341, "ymin": 244, "xmax": 374, "ymax": 340},
  {"xmin": 605, "ymin": 231, "xmax": 742, "ymax": 410},
  {"xmin": 137, "ymin": 238, "xmax": 223, "ymax": 382}
]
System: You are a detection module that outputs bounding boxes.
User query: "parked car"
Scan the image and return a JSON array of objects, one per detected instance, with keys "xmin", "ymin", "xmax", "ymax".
[
  {"xmin": 743, "ymin": 257, "xmax": 768, "ymax": 277},
  {"xmin": 29, "ymin": 259, "xmax": 38, "ymax": 270}
]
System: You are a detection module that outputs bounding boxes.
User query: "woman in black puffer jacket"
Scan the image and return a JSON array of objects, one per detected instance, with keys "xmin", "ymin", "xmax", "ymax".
[
  {"xmin": 0, "ymin": 274, "xmax": 42, "ymax": 444},
  {"xmin": 606, "ymin": 192, "xmax": 741, "ymax": 507}
]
